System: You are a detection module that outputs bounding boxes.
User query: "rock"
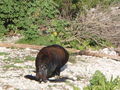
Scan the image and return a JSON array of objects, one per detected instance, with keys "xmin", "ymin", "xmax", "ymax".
[{"xmin": 99, "ymin": 48, "xmax": 118, "ymax": 56}]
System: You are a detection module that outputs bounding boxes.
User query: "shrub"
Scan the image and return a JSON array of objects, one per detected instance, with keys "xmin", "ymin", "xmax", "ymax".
[
  {"xmin": 0, "ymin": 0, "xmax": 59, "ymax": 39},
  {"xmin": 1, "ymin": 0, "xmax": 117, "ymax": 50},
  {"xmin": 40, "ymin": 0, "xmax": 59, "ymax": 19},
  {"xmin": 84, "ymin": 70, "xmax": 120, "ymax": 90},
  {"xmin": 17, "ymin": 18, "xmax": 112, "ymax": 50},
  {"xmin": 0, "ymin": 0, "xmax": 39, "ymax": 36}
]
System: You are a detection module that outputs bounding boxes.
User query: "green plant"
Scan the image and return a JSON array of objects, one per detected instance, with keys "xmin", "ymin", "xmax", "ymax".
[
  {"xmin": 0, "ymin": 24, "xmax": 8, "ymax": 38},
  {"xmin": 79, "ymin": 37, "xmax": 112, "ymax": 50},
  {"xmin": 40, "ymin": 0, "xmax": 59, "ymax": 19},
  {"xmin": 49, "ymin": 19, "xmax": 71, "ymax": 45},
  {"xmin": 17, "ymin": 35, "xmax": 56, "ymax": 46},
  {"xmin": 13, "ymin": 0, "xmax": 118, "ymax": 50},
  {"xmin": 84, "ymin": 70, "xmax": 120, "ymax": 90},
  {"xmin": 25, "ymin": 56, "xmax": 35, "ymax": 61},
  {"xmin": 0, "ymin": 52, "xmax": 9, "ymax": 56},
  {"xmin": 0, "ymin": 0, "xmax": 59, "ymax": 39},
  {"xmin": 23, "ymin": 29, "xmax": 39, "ymax": 40},
  {"xmin": 0, "ymin": 0, "xmax": 39, "ymax": 36}
]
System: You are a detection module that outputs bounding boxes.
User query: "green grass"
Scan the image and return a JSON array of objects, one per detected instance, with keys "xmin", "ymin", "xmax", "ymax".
[
  {"xmin": 2, "ymin": 55, "xmax": 35, "ymax": 69},
  {"xmin": 24, "ymin": 55, "xmax": 35, "ymax": 61},
  {"xmin": 16, "ymin": 35, "xmax": 56, "ymax": 46},
  {"xmin": 4, "ymin": 57, "xmax": 12, "ymax": 62},
  {"xmin": 3, "ymin": 64, "xmax": 23, "ymax": 69},
  {"xmin": 3, "ymin": 57, "xmax": 35, "ymax": 69},
  {"xmin": 0, "ymin": 52, "xmax": 9, "ymax": 56},
  {"xmin": 13, "ymin": 58, "xmax": 24, "ymax": 63},
  {"xmin": 4, "ymin": 56, "xmax": 35, "ymax": 64},
  {"xmin": 4, "ymin": 58, "xmax": 24, "ymax": 63}
]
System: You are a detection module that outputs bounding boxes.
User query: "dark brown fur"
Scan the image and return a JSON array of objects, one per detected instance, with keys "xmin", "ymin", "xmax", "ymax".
[{"xmin": 35, "ymin": 44, "xmax": 69, "ymax": 82}]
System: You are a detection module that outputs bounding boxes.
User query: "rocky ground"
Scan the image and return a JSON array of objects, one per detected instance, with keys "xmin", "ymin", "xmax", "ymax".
[{"xmin": 0, "ymin": 47, "xmax": 120, "ymax": 90}]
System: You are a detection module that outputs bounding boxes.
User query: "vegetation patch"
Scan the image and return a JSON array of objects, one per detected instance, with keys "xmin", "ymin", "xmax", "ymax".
[
  {"xmin": 17, "ymin": 35, "xmax": 56, "ymax": 46},
  {"xmin": 4, "ymin": 58, "xmax": 24, "ymax": 64},
  {"xmin": 3, "ymin": 64, "xmax": 23, "ymax": 69},
  {"xmin": 84, "ymin": 70, "xmax": 120, "ymax": 90},
  {"xmin": 0, "ymin": 52, "xmax": 9, "ymax": 56},
  {"xmin": 24, "ymin": 56, "xmax": 35, "ymax": 61},
  {"xmin": 0, "ymin": 0, "xmax": 119, "ymax": 49}
]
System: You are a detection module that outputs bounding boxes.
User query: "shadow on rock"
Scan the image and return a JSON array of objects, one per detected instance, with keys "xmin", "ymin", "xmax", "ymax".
[
  {"xmin": 49, "ymin": 76, "xmax": 74, "ymax": 83},
  {"xmin": 60, "ymin": 65, "xmax": 67, "ymax": 72},
  {"xmin": 24, "ymin": 75, "xmax": 74, "ymax": 83},
  {"xmin": 24, "ymin": 75, "xmax": 38, "ymax": 81}
]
